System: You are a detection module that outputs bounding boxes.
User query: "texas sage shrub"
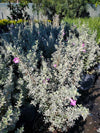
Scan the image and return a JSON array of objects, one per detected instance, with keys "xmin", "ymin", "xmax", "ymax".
[
  {"xmin": 1, "ymin": 21, "xmax": 60, "ymax": 58},
  {"xmin": 29, "ymin": 58, "xmax": 89, "ymax": 132},
  {"xmin": 0, "ymin": 21, "xmax": 99, "ymax": 132},
  {"xmin": 1, "ymin": 20, "xmax": 79, "ymax": 59},
  {"xmin": 1, "ymin": 36, "xmax": 89, "ymax": 132},
  {"xmin": 61, "ymin": 22, "xmax": 100, "ymax": 90},
  {"xmin": 12, "ymin": 27, "xmax": 93, "ymax": 132},
  {"xmin": 0, "ymin": 40, "xmax": 24, "ymax": 133},
  {"xmin": 27, "ymin": 31, "xmax": 90, "ymax": 132},
  {"xmin": 65, "ymin": 22, "xmax": 100, "ymax": 72},
  {"xmin": 23, "ymin": 23, "xmax": 99, "ymax": 132}
]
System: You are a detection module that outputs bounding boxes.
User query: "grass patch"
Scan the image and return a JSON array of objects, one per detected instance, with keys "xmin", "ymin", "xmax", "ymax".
[{"xmin": 63, "ymin": 17, "xmax": 100, "ymax": 44}]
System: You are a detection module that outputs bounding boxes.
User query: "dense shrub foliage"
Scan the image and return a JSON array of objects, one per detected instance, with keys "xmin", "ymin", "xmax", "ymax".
[
  {"xmin": 28, "ymin": 23, "xmax": 99, "ymax": 132},
  {"xmin": 0, "ymin": 40, "xmax": 24, "ymax": 133},
  {"xmin": 0, "ymin": 20, "xmax": 100, "ymax": 132},
  {"xmin": 1, "ymin": 20, "xmax": 61, "ymax": 58},
  {"xmin": 0, "ymin": 0, "xmax": 100, "ymax": 132}
]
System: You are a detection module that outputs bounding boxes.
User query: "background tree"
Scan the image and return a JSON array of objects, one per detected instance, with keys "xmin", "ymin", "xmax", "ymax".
[
  {"xmin": 95, "ymin": 0, "xmax": 100, "ymax": 7},
  {"xmin": 32, "ymin": 0, "xmax": 90, "ymax": 22},
  {"xmin": 7, "ymin": 1, "xmax": 30, "ymax": 20}
]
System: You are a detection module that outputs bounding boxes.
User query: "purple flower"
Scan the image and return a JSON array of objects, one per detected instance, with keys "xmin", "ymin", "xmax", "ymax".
[
  {"xmin": 47, "ymin": 78, "xmax": 50, "ymax": 81},
  {"xmin": 72, "ymin": 43, "xmax": 75, "ymax": 45},
  {"xmin": 82, "ymin": 43, "xmax": 85, "ymax": 47},
  {"xmin": 70, "ymin": 98, "xmax": 76, "ymax": 106},
  {"xmin": 53, "ymin": 64, "xmax": 57, "ymax": 67},
  {"xmin": 43, "ymin": 80, "xmax": 46, "ymax": 83},
  {"xmin": 13, "ymin": 57, "xmax": 20, "ymax": 63},
  {"xmin": 43, "ymin": 78, "xmax": 50, "ymax": 84},
  {"xmin": 63, "ymin": 32, "xmax": 65, "ymax": 36},
  {"xmin": 82, "ymin": 49, "xmax": 86, "ymax": 53}
]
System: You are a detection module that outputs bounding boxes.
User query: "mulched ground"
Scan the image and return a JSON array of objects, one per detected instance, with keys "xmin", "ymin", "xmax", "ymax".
[{"xmin": 83, "ymin": 75, "xmax": 100, "ymax": 133}]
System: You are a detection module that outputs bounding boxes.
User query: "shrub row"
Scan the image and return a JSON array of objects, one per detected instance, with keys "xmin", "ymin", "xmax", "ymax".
[{"xmin": 0, "ymin": 19, "xmax": 25, "ymax": 25}]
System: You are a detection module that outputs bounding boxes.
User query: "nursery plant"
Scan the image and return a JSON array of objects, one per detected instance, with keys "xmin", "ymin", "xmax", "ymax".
[
  {"xmin": 0, "ymin": 40, "xmax": 24, "ymax": 133},
  {"xmin": 1, "ymin": 20, "xmax": 61, "ymax": 58},
  {"xmin": 0, "ymin": 20, "xmax": 99, "ymax": 132},
  {"xmin": 0, "ymin": 38, "xmax": 89, "ymax": 132},
  {"xmin": 0, "ymin": 19, "xmax": 83, "ymax": 58},
  {"xmin": 26, "ymin": 23, "xmax": 99, "ymax": 132}
]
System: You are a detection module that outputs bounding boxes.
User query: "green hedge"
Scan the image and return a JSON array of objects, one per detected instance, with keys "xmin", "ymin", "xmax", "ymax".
[
  {"xmin": 0, "ymin": 19, "xmax": 25, "ymax": 26},
  {"xmin": 0, "ymin": 19, "xmax": 27, "ymax": 33}
]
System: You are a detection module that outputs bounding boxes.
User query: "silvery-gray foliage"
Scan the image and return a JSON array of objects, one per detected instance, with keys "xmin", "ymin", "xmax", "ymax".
[
  {"xmin": 15, "ymin": 126, "xmax": 24, "ymax": 133},
  {"xmin": 61, "ymin": 22, "xmax": 100, "ymax": 90},
  {"xmin": 28, "ymin": 47, "xmax": 89, "ymax": 132},
  {"xmin": 21, "ymin": 26, "xmax": 94, "ymax": 131},
  {"xmin": 28, "ymin": 23, "xmax": 99, "ymax": 131},
  {"xmin": 1, "ymin": 35, "xmax": 89, "ymax": 132},
  {"xmin": 1, "ymin": 21, "xmax": 61, "ymax": 58},
  {"xmin": 66, "ymin": 22, "xmax": 100, "ymax": 71},
  {"xmin": 0, "ymin": 20, "xmax": 99, "ymax": 132},
  {"xmin": 0, "ymin": 41, "xmax": 24, "ymax": 133},
  {"xmin": 1, "ymin": 19, "xmax": 78, "ymax": 58}
]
